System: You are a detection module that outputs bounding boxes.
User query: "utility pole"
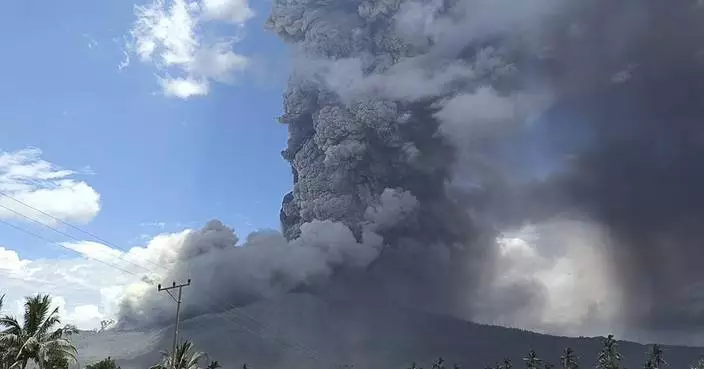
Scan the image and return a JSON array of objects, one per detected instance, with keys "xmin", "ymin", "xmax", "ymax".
[{"xmin": 158, "ymin": 279, "xmax": 191, "ymax": 369}]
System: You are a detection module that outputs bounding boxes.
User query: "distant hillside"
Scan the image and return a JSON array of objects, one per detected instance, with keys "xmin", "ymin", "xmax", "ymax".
[{"xmin": 73, "ymin": 293, "xmax": 704, "ymax": 369}]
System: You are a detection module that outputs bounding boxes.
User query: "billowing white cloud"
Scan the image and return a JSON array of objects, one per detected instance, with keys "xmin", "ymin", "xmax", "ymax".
[
  {"xmin": 472, "ymin": 219, "xmax": 625, "ymax": 337},
  {"xmin": 0, "ymin": 148, "xmax": 101, "ymax": 225},
  {"xmin": 0, "ymin": 228, "xmax": 194, "ymax": 330},
  {"xmin": 0, "ymin": 246, "xmax": 29, "ymax": 272},
  {"xmin": 129, "ymin": 0, "xmax": 253, "ymax": 99},
  {"xmin": 159, "ymin": 77, "xmax": 209, "ymax": 98},
  {"xmin": 201, "ymin": 0, "xmax": 254, "ymax": 23},
  {"xmin": 0, "ymin": 245, "xmax": 137, "ymax": 330}
]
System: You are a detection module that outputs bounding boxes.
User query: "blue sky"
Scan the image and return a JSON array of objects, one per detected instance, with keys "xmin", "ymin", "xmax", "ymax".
[
  {"xmin": 0, "ymin": 0, "xmax": 292, "ymax": 260},
  {"xmin": 0, "ymin": 0, "xmax": 299, "ymax": 327}
]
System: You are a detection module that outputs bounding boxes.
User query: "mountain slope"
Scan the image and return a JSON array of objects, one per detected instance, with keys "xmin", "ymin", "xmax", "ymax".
[{"xmin": 73, "ymin": 293, "xmax": 704, "ymax": 369}]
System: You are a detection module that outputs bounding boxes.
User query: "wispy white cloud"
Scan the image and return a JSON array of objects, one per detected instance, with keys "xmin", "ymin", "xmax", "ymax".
[
  {"xmin": 129, "ymin": 0, "xmax": 254, "ymax": 99},
  {"xmin": 82, "ymin": 33, "xmax": 100, "ymax": 50},
  {"xmin": 140, "ymin": 221, "xmax": 167, "ymax": 229},
  {"xmin": 118, "ymin": 50, "xmax": 131, "ymax": 71},
  {"xmin": 0, "ymin": 148, "xmax": 101, "ymax": 225}
]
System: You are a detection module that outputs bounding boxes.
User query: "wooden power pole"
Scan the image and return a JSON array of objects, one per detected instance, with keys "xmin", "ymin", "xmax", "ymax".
[{"xmin": 158, "ymin": 279, "xmax": 191, "ymax": 369}]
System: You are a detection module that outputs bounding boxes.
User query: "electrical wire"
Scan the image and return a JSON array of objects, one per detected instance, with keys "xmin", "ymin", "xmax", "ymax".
[{"xmin": 0, "ymin": 191, "xmax": 331, "ymax": 365}]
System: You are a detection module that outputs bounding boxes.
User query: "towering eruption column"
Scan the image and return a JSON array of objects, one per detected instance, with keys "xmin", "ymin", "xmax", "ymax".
[{"xmin": 265, "ymin": 0, "xmax": 544, "ymax": 318}]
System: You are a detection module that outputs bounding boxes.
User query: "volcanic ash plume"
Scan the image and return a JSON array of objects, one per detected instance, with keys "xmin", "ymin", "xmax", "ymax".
[
  {"xmin": 266, "ymin": 0, "xmax": 704, "ymax": 340},
  {"xmin": 117, "ymin": 191, "xmax": 414, "ymax": 327},
  {"xmin": 121, "ymin": 0, "xmax": 704, "ymax": 342},
  {"xmin": 264, "ymin": 0, "xmax": 577, "ymax": 328}
]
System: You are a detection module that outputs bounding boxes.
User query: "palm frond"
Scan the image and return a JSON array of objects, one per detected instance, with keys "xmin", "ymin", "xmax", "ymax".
[
  {"xmin": 24, "ymin": 295, "xmax": 53, "ymax": 335},
  {"xmin": 37, "ymin": 310, "xmax": 61, "ymax": 338},
  {"xmin": 0, "ymin": 316, "xmax": 22, "ymax": 332},
  {"xmin": 38, "ymin": 338, "xmax": 79, "ymax": 364}
]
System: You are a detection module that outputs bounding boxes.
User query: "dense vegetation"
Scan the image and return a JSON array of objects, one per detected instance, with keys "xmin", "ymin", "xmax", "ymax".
[
  {"xmin": 407, "ymin": 336, "xmax": 696, "ymax": 369},
  {"xmin": 1, "ymin": 293, "xmax": 704, "ymax": 369}
]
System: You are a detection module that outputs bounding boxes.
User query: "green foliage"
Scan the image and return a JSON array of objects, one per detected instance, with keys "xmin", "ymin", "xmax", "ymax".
[
  {"xmin": 0, "ymin": 294, "xmax": 10, "ymax": 369},
  {"xmin": 0, "ymin": 294, "xmax": 78, "ymax": 369},
  {"xmin": 151, "ymin": 340, "xmax": 215, "ymax": 369},
  {"xmin": 44, "ymin": 354, "xmax": 69, "ymax": 369},
  {"xmin": 86, "ymin": 357, "xmax": 121, "ymax": 369}
]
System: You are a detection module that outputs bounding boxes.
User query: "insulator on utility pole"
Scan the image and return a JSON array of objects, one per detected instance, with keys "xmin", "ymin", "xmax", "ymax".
[{"xmin": 158, "ymin": 279, "xmax": 192, "ymax": 369}]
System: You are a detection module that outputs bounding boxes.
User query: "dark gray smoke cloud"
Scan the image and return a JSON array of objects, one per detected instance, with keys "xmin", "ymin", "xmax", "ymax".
[
  {"xmin": 266, "ymin": 0, "xmax": 704, "ymax": 341},
  {"xmin": 119, "ymin": 0, "xmax": 704, "ymax": 343},
  {"xmin": 502, "ymin": 0, "xmax": 704, "ymax": 336}
]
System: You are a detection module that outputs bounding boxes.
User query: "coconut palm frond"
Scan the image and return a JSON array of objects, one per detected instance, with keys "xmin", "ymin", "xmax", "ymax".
[{"xmin": 0, "ymin": 294, "xmax": 77, "ymax": 369}]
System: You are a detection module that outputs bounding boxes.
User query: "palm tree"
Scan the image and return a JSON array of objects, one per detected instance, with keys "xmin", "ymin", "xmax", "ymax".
[
  {"xmin": 597, "ymin": 335, "xmax": 623, "ymax": 369},
  {"xmin": 524, "ymin": 349, "xmax": 542, "ymax": 369},
  {"xmin": 690, "ymin": 358, "xmax": 704, "ymax": 369},
  {"xmin": 432, "ymin": 358, "xmax": 446, "ymax": 369},
  {"xmin": 0, "ymin": 294, "xmax": 12, "ymax": 369},
  {"xmin": 86, "ymin": 357, "xmax": 120, "ymax": 369},
  {"xmin": 151, "ymin": 341, "xmax": 209, "ymax": 369},
  {"xmin": 0, "ymin": 294, "xmax": 78, "ymax": 369},
  {"xmin": 644, "ymin": 345, "xmax": 666, "ymax": 369},
  {"xmin": 560, "ymin": 348, "xmax": 579, "ymax": 369}
]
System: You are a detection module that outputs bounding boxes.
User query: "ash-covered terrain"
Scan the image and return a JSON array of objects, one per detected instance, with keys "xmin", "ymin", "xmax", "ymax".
[{"xmin": 76, "ymin": 293, "xmax": 704, "ymax": 369}]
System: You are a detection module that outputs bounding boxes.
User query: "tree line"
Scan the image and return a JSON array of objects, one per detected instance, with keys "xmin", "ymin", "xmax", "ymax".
[
  {"xmin": 407, "ymin": 336, "xmax": 704, "ymax": 369},
  {"xmin": 2, "ymin": 293, "xmax": 704, "ymax": 369}
]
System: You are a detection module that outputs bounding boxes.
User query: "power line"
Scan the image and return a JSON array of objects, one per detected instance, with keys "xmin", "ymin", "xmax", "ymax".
[
  {"xmin": 0, "ymin": 190, "xmax": 291, "ymax": 333},
  {"xmin": 0, "ymin": 194, "xmax": 267, "ymax": 334},
  {"xmin": 0, "ymin": 201, "xmax": 156, "ymax": 276},
  {"xmin": 0, "ymin": 194, "xmax": 285, "ymax": 341},
  {"xmin": 8, "ymin": 175, "xmax": 332, "ymax": 361},
  {"xmin": 0, "ymin": 218, "xmax": 141, "ymax": 279},
  {"xmin": 0, "ymin": 215, "xmax": 326, "ymax": 363},
  {"xmin": 0, "ymin": 192, "xmax": 330, "ymax": 365},
  {"xmin": 0, "ymin": 191, "xmax": 170, "ymax": 273}
]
